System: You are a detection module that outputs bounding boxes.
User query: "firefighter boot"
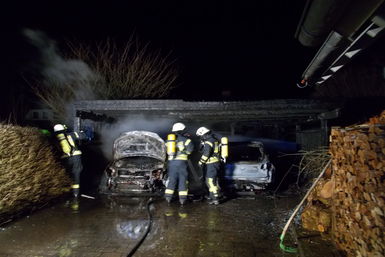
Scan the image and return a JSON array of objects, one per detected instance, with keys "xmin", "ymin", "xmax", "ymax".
[
  {"xmin": 73, "ymin": 188, "xmax": 80, "ymax": 198},
  {"xmin": 165, "ymin": 196, "xmax": 172, "ymax": 205},
  {"xmin": 208, "ymin": 193, "xmax": 220, "ymax": 205},
  {"xmin": 208, "ymin": 198, "xmax": 219, "ymax": 205},
  {"xmin": 179, "ymin": 199, "xmax": 186, "ymax": 206},
  {"xmin": 164, "ymin": 206, "xmax": 174, "ymax": 217},
  {"xmin": 70, "ymin": 198, "xmax": 79, "ymax": 213},
  {"xmin": 178, "ymin": 209, "xmax": 188, "ymax": 219}
]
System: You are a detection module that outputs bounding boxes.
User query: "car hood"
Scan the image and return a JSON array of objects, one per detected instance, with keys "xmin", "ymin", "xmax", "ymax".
[{"xmin": 113, "ymin": 131, "xmax": 166, "ymax": 162}]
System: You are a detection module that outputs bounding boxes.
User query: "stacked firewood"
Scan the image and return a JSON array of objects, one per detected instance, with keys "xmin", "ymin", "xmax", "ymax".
[
  {"xmin": 301, "ymin": 170, "xmax": 333, "ymax": 233},
  {"xmin": 329, "ymin": 112, "xmax": 385, "ymax": 257},
  {"xmin": 0, "ymin": 124, "xmax": 71, "ymax": 224},
  {"xmin": 301, "ymin": 111, "xmax": 385, "ymax": 257}
]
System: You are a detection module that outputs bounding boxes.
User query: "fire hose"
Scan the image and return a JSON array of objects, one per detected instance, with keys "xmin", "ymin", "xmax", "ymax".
[
  {"xmin": 126, "ymin": 197, "xmax": 154, "ymax": 257},
  {"xmin": 279, "ymin": 159, "xmax": 331, "ymax": 253}
]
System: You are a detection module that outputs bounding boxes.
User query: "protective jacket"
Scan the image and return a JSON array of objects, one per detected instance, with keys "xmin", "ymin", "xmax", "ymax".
[
  {"xmin": 198, "ymin": 134, "xmax": 220, "ymax": 165},
  {"xmin": 55, "ymin": 130, "xmax": 87, "ymax": 198},
  {"xmin": 174, "ymin": 133, "xmax": 194, "ymax": 160},
  {"xmin": 165, "ymin": 132, "xmax": 194, "ymax": 204},
  {"xmin": 199, "ymin": 133, "xmax": 221, "ymax": 203}
]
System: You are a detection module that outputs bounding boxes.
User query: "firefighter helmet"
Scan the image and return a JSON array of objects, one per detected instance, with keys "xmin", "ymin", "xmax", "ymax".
[
  {"xmin": 196, "ymin": 127, "xmax": 210, "ymax": 136},
  {"xmin": 53, "ymin": 124, "xmax": 67, "ymax": 132},
  {"xmin": 172, "ymin": 122, "xmax": 185, "ymax": 132}
]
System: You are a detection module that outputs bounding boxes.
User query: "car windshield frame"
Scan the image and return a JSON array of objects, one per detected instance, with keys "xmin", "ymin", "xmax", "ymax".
[{"xmin": 227, "ymin": 141, "xmax": 266, "ymax": 162}]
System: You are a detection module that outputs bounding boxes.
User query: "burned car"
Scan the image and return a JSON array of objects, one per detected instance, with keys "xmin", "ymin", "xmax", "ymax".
[
  {"xmin": 222, "ymin": 141, "xmax": 275, "ymax": 192},
  {"xmin": 101, "ymin": 131, "xmax": 167, "ymax": 193}
]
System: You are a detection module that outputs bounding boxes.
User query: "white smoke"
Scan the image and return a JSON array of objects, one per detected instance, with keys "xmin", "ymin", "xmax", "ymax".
[
  {"xmin": 98, "ymin": 115, "xmax": 177, "ymax": 159},
  {"xmin": 23, "ymin": 29, "xmax": 97, "ymax": 85},
  {"xmin": 23, "ymin": 29, "xmax": 100, "ymax": 123}
]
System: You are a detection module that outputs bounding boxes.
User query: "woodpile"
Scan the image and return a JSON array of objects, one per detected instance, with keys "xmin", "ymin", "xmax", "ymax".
[
  {"xmin": 297, "ymin": 147, "xmax": 333, "ymax": 233},
  {"xmin": 301, "ymin": 175, "xmax": 333, "ymax": 233},
  {"xmin": 301, "ymin": 110, "xmax": 385, "ymax": 257},
  {"xmin": 0, "ymin": 124, "xmax": 71, "ymax": 224}
]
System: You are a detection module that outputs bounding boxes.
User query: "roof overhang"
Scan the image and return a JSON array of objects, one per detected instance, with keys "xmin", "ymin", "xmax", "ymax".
[{"xmin": 296, "ymin": 0, "xmax": 385, "ymax": 87}]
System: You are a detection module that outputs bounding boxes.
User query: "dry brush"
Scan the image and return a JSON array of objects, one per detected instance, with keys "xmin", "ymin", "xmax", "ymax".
[{"xmin": 0, "ymin": 124, "xmax": 71, "ymax": 223}]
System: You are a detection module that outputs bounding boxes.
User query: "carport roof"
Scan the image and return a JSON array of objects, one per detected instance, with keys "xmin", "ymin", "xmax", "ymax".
[{"xmin": 73, "ymin": 99, "xmax": 340, "ymax": 124}]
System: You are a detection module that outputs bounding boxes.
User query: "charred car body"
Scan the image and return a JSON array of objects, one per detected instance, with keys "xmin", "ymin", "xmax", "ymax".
[
  {"xmin": 222, "ymin": 141, "xmax": 275, "ymax": 192},
  {"xmin": 98, "ymin": 130, "xmax": 275, "ymax": 194},
  {"xmin": 101, "ymin": 131, "xmax": 167, "ymax": 193}
]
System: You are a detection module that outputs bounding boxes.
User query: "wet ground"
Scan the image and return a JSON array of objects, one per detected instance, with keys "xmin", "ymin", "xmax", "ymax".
[{"xmin": 0, "ymin": 194, "xmax": 341, "ymax": 257}]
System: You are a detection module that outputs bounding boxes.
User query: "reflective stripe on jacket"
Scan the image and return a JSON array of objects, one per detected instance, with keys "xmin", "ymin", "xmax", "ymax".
[
  {"xmin": 174, "ymin": 135, "xmax": 193, "ymax": 161},
  {"xmin": 199, "ymin": 136, "xmax": 220, "ymax": 164}
]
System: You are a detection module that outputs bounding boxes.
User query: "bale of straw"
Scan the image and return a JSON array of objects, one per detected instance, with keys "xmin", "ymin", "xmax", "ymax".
[{"xmin": 0, "ymin": 124, "xmax": 71, "ymax": 223}]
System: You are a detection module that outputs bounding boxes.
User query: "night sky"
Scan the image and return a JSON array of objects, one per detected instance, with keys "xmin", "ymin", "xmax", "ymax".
[{"xmin": 3, "ymin": 1, "xmax": 315, "ymax": 101}]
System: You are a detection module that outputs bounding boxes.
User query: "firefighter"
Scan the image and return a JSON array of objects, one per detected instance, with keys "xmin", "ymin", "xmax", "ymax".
[
  {"xmin": 165, "ymin": 122, "xmax": 194, "ymax": 205},
  {"xmin": 196, "ymin": 127, "xmax": 222, "ymax": 205},
  {"xmin": 53, "ymin": 124, "xmax": 88, "ymax": 198}
]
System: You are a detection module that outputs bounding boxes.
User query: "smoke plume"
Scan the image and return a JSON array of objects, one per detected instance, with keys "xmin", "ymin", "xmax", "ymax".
[
  {"xmin": 98, "ymin": 115, "xmax": 176, "ymax": 159},
  {"xmin": 23, "ymin": 29, "xmax": 99, "ymax": 123}
]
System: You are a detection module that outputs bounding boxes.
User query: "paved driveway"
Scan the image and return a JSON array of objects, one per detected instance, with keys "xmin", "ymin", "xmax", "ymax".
[{"xmin": 0, "ymin": 195, "xmax": 338, "ymax": 257}]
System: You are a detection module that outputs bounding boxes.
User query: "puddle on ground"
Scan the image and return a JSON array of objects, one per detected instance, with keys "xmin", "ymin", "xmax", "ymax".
[{"xmin": 0, "ymin": 194, "xmax": 338, "ymax": 257}]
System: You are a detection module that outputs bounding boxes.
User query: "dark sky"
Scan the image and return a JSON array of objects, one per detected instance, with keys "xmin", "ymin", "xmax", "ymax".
[{"xmin": 4, "ymin": 0, "xmax": 314, "ymax": 100}]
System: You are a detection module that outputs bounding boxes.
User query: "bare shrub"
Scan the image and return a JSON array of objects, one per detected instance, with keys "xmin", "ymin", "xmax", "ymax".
[
  {"xmin": 66, "ymin": 37, "xmax": 178, "ymax": 99},
  {"xmin": 31, "ymin": 36, "xmax": 178, "ymax": 121},
  {"xmin": 31, "ymin": 77, "xmax": 97, "ymax": 122},
  {"xmin": 295, "ymin": 147, "xmax": 331, "ymax": 188},
  {"xmin": 277, "ymin": 147, "xmax": 331, "ymax": 193}
]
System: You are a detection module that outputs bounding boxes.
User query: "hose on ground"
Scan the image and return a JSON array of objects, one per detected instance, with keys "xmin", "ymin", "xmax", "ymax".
[
  {"xmin": 279, "ymin": 159, "xmax": 331, "ymax": 253},
  {"xmin": 126, "ymin": 197, "xmax": 154, "ymax": 257}
]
